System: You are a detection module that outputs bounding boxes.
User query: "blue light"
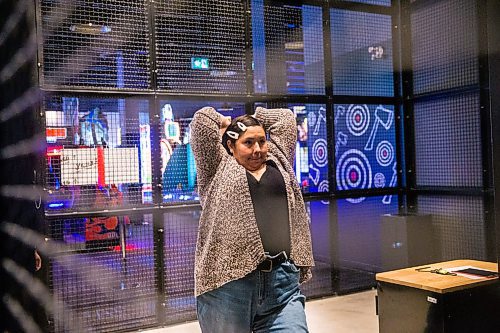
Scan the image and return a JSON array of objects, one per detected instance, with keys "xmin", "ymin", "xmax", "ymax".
[
  {"xmin": 48, "ymin": 202, "xmax": 65, "ymax": 208},
  {"xmin": 191, "ymin": 57, "xmax": 210, "ymax": 70}
]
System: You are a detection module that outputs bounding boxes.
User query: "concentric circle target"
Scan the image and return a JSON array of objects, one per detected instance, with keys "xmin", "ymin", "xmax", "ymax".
[
  {"xmin": 346, "ymin": 197, "xmax": 366, "ymax": 204},
  {"xmin": 318, "ymin": 180, "xmax": 329, "ymax": 205},
  {"xmin": 318, "ymin": 180, "xmax": 329, "ymax": 193},
  {"xmin": 374, "ymin": 172, "xmax": 386, "ymax": 188},
  {"xmin": 376, "ymin": 140, "xmax": 394, "ymax": 167},
  {"xmin": 336, "ymin": 149, "xmax": 372, "ymax": 191},
  {"xmin": 312, "ymin": 138, "xmax": 328, "ymax": 167},
  {"xmin": 346, "ymin": 104, "xmax": 370, "ymax": 137}
]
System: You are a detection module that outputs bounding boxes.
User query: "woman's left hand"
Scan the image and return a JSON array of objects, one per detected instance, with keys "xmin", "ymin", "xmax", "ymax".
[{"xmin": 220, "ymin": 116, "xmax": 231, "ymax": 137}]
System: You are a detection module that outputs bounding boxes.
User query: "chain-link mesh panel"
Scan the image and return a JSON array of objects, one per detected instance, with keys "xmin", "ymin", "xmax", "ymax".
[
  {"xmin": 44, "ymin": 95, "xmax": 153, "ymax": 212},
  {"xmin": 411, "ymin": 0, "xmax": 479, "ymax": 94},
  {"xmin": 49, "ymin": 214, "xmax": 157, "ymax": 332},
  {"xmin": 158, "ymin": 101, "xmax": 245, "ymax": 204},
  {"xmin": 40, "ymin": 0, "xmax": 151, "ymax": 90},
  {"xmin": 334, "ymin": 104, "xmax": 397, "ymax": 192},
  {"xmin": 414, "ymin": 93, "xmax": 482, "ymax": 187},
  {"xmin": 417, "ymin": 195, "xmax": 486, "ymax": 261},
  {"xmin": 260, "ymin": 102, "xmax": 329, "ymax": 194},
  {"xmin": 252, "ymin": 1, "xmax": 325, "ymax": 95},
  {"xmin": 163, "ymin": 209, "xmax": 200, "ymax": 324},
  {"xmin": 331, "ymin": 9, "xmax": 394, "ymax": 97},
  {"xmin": 335, "ymin": 196, "xmax": 399, "ymax": 292},
  {"xmin": 337, "ymin": 0, "xmax": 391, "ymax": 6},
  {"xmin": 300, "ymin": 200, "xmax": 334, "ymax": 298},
  {"xmin": 161, "ymin": 202, "xmax": 341, "ymax": 320},
  {"xmin": 154, "ymin": 0, "xmax": 246, "ymax": 94}
]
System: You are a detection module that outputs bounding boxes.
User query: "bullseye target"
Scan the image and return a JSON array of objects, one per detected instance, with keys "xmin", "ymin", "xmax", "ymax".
[
  {"xmin": 336, "ymin": 149, "xmax": 372, "ymax": 192},
  {"xmin": 318, "ymin": 180, "xmax": 329, "ymax": 205},
  {"xmin": 318, "ymin": 180, "xmax": 329, "ymax": 193},
  {"xmin": 376, "ymin": 140, "xmax": 394, "ymax": 167},
  {"xmin": 346, "ymin": 104, "xmax": 370, "ymax": 137},
  {"xmin": 312, "ymin": 138, "xmax": 328, "ymax": 167},
  {"xmin": 374, "ymin": 172, "xmax": 386, "ymax": 188}
]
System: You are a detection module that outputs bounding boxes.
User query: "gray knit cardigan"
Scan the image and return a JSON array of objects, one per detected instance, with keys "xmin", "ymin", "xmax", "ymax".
[{"xmin": 190, "ymin": 106, "xmax": 314, "ymax": 296}]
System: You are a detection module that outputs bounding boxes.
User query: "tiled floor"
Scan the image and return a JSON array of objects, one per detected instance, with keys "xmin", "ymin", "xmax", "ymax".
[{"xmin": 141, "ymin": 289, "xmax": 379, "ymax": 333}]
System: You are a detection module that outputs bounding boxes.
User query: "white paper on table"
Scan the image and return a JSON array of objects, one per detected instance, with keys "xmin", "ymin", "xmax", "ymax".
[{"xmin": 447, "ymin": 266, "xmax": 494, "ymax": 280}]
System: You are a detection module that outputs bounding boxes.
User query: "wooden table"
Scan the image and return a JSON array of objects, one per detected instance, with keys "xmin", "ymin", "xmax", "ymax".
[{"xmin": 376, "ymin": 260, "xmax": 500, "ymax": 333}]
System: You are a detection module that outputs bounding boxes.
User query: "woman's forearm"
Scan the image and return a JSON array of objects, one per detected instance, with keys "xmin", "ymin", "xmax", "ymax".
[
  {"xmin": 190, "ymin": 107, "xmax": 226, "ymax": 193},
  {"xmin": 254, "ymin": 107, "xmax": 297, "ymax": 162}
]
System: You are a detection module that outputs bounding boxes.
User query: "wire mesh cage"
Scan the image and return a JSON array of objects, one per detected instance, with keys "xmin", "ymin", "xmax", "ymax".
[
  {"xmin": 330, "ymin": 9, "xmax": 394, "ymax": 97},
  {"xmin": 334, "ymin": 104, "xmax": 397, "ymax": 193},
  {"xmin": 334, "ymin": 196, "xmax": 399, "ymax": 292},
  {"xmin": 261, "ymin": 102, "xmax": 329, "ymax": 194},
  {"xmin": 417, "ymin": 195, "xmax": 486, "ymax": 261},
  {"xmin": 251, "ymin": 1, "xmax": 325, "ymax": 95},
  {"xmin": 48, "ymin": 213, "xmax": 157, "ymax": 332},
  {"xmin": 414, "ymin": 93, "xmax": 482, "ymax": 187},
  {"xmin": 154, "ymin": 0, "xmax": 247, "ymax": 94},
  {"xmin": 30, "ymin": 0, "xmax": 415, "ymax": 330},
  {"xmin": 162, "ymin": 209, "xmax": 200, "ymax": 324},
  {"xmin": 43, "ymin": 94, "xmax": 154, "ymax": 213},
  {"xmin": 337, "ymin": 0, "xmax": 391, "ymax": 6},
  {"xmin": 39, "ymin": 0, "xmax": 151, "ymax": 90},
  {"xmin": 410, "ymin": 0, "xmax": 479, "ymax": 94},
  {"xmin": 300, "ymin": 199, "xmax": 335, "ymax": 298},
  {"xmin": 158, "ymin": 100, "xmax": 245, "ymax": 204}
]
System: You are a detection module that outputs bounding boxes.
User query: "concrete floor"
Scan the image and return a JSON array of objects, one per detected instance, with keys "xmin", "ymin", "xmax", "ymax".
[{"xmin": 141, "ymin": 289, "xmax": 379, "ymax": 333}]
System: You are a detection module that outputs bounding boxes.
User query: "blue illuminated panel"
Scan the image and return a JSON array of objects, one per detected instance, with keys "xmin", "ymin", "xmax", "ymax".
[
  {"xmin": 334, "ymin": 104, "xmax": 397, "ymax": 200},
  {"xmin": 336, "ymin": 196, "xmax": 399, "ymax": 285},
  {"xmin": 251, "ymin": 1, "xmax": 325, "ymax": 95},
  {"xmin": 331, "ymin": 10, "xmax": 394, "ymax": 97},
  {"xmin": 262, "ymin": 103, "xmax": 328, "ymax": 194}
]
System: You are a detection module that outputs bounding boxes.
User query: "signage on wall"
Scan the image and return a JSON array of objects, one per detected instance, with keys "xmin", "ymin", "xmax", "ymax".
[
  {"xmin": 46, "ymin": 127, "xmax": 68, "ymax": 143},
  {"xmin": 61, "ymin": 147, "xmax": 139, "ymax": 186}
]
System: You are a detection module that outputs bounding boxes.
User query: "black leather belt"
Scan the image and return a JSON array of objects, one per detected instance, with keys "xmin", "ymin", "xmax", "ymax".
[{"xmin": 257, "ymin": 251, "xmax": 288, "ymax": 272}]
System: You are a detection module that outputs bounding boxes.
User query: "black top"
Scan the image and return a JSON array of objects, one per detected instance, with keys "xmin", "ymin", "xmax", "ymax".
[{"xmin": 247, "ymin": 161, "xmax": 290, "ymax": 256}]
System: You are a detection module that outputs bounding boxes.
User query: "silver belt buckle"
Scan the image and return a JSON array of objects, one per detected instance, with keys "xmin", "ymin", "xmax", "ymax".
[
  {"xmin": 260, "ymin": 251, "xmax": 287, "ymax": 272},
  {"xmin": 261, "ymin": 258, "xmax": 273, "ymax": 272}
]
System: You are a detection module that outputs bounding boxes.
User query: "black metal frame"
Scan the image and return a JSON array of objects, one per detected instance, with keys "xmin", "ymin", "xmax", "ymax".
[
  {"xmin": 485, "ymin": 0, "xmax": 500, "ymax": 265},
  {"xmin": 36, "ymin": 0, "xmax": 403, "ymax": 209},
  {"xmin": 1, "ymin": 1, "xmax": 46, "ymax": 331},
  {"xmin": 477, "ymin": 0, "xmax": 496, "ymax": 263},
  {"xmin": 34, "ymin": 0, "xmax": 406, "ymax": 329}
]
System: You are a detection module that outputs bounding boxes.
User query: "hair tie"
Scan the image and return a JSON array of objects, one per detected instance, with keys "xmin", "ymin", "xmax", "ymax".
[
  {"xmin": 237, "ymin": 122, "xmax": 247, "ymax": 131},
  {"xmin": 226, "ymin": 131, "xmax": 239, "ymax": 139}
]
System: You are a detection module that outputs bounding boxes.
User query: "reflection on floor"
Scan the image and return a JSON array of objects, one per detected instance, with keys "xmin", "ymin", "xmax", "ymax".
[{"xmin": 140, "ymin": 289, "xmax": 379, "ymax": 333}]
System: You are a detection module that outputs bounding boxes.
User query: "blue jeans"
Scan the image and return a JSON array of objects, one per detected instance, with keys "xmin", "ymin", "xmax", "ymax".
[{"xmin": 196, "ymin": 260, "xmax": 308, "ymax": 333}]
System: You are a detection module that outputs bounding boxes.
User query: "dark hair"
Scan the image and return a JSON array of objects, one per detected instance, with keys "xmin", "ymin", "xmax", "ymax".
[{"xmin": 222, "ymin": 115, "xmax": 264, "ymax": 155}]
